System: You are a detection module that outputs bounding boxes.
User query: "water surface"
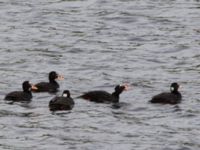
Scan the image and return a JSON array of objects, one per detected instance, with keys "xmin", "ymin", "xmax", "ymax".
[{"xmin": 0, "ymin": 0, "xmax": 200, "ymax": 149}]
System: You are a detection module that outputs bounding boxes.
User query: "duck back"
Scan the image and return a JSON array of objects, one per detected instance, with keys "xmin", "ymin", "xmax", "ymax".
[
  {"xmin": 5, "ymin": 91, "xmax": 32, "ymax": 102},
  {"xmin": 151, "ymin": 92, "xmax": 182, "ymax": 104},
  {"xmin": 34, "ymin": 82, "xmax": 59, "ymax": 93},
  {"xmin": 49, "ymin": 96, "xmax": 74, "ymax": 111},
  {"xmin": 79, "ymin": 91, "xmax": 117, "ymax": 103}
]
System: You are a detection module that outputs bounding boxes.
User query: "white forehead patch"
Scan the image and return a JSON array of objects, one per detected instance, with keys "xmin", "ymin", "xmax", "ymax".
[
  {"xmin": 63, "ymin": 94, "xmax": 67, "ymax": 97},
  {"xmin": 170, "ymin": 87, "xmax": 174, "ymax": 91}
]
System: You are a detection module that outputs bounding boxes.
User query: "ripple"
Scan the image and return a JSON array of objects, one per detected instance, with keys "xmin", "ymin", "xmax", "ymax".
[{"xmin": 0, "ymin": 0, "xmax": 200, "ymax": 150}]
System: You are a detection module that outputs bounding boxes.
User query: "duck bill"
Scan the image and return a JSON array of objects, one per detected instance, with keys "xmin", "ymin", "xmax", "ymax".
[
  {"xmin": 123, "ymin": 84, "xmax": 129, "ymax": 91},
  {"xmin": 31, "ymin": 85, "xmax": 38, "ymax": 90},
  {"xmin": 56, "ymin": 75, "xmax": 64, "ymax": 80}
]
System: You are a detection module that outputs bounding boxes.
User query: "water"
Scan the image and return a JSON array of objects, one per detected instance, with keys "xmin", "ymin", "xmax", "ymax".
[{"xmin": 0, "ymin": 0, "xmax": 200, "ymax": 149}]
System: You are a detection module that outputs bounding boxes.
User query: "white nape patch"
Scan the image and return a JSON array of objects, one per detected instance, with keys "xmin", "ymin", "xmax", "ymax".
[
  {"xmin": 170, "ymin": 87, "xmax": 174, "ymax": 91},
  {"xmin": 63, "ymin": 94, "xmax": 67, "ymax": 97}
]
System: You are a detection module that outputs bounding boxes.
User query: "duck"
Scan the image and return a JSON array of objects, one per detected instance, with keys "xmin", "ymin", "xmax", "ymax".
[
  {"xmin": 4, "ymin": 81, "xmax": 37, "ymax": 102},
  {"xmin": 150, "ymin": 82, "xmax": 182, "ymax": 104},
  {"xmin": 49, "ymin": 90, "xmax": 74, "ymax": 111},
  {"xmin": 78, "ymin": 84, "xmax": 128, "ymax": 103},
  {"xmin": 32, "ymin": 71, "xmax": 64, "ymax": 93}
]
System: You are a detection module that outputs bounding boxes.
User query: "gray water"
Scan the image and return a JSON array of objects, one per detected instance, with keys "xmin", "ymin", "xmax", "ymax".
[{"xmin": 0, "ymin": 0, "xmax": 200, "ymax": 149}]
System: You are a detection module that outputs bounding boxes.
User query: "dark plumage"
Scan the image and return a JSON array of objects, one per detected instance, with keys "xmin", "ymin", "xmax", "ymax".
[
  {"xmin": 49, "ymin": 90, "xmax": 74, "ymax": 111},
  {"xmin": 32, "ymin": 71, "xmax": 64, "ymax": 93},
  {"xmin": 78, "ymin": 85, "xmax": 128, "ymax": 103},
  {"xmin": 4, "ymin": 81, "xmax": 37, "ymax": 102},
  {"xmin": 150, "ymin": 82, "xmax": 182, "ymax": 104}
]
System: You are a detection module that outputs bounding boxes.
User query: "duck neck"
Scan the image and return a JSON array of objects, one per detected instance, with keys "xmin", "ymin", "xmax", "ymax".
[
  {"xmin": 112, "ymin": 91, "xmax": 120, "ymax": 96},
  {"xmin": 50, "ymin": 79, "xmax": 59, "ymax": 87},
  {"xmin": 24, "ymin": 89, "xmax": 32, "ymax": 95},
  {"xmin": 67, "ymin": 93, "xmax": 70, "ymax": 98},
  {"xmin": 111, "ymin": 91, "xmax": 120, "ymax": 103},
  {"xmin": 171, "ymin": 90, "xmax": 179, "ymax": 95}
]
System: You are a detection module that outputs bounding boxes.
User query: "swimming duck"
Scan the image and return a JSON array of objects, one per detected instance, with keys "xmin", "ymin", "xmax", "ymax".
[
  {"xmin": 78, "ymin": 84, "xmax": 128, "ymax": 103},
  {"xmin": 33, "ymin": 71, "xmax": 64, "ymax": 93},
  {"xmin": 150, "ymin": 82, "xmax": 182, "ymax": 104},
  {"xmin": 5, "ymin": 81, "xmax": 37, "ymax": 102},
  {"xmin": 49, "ymin": 90, "xmax": 74, "ymax": 111}
]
